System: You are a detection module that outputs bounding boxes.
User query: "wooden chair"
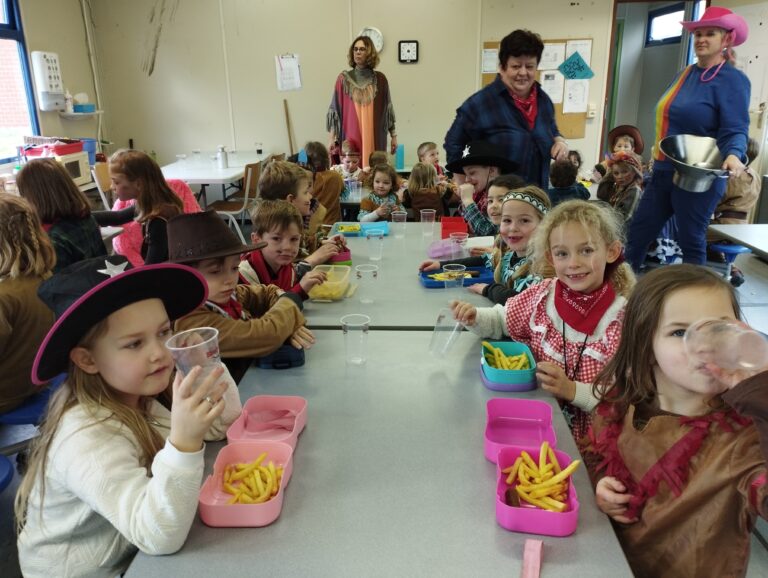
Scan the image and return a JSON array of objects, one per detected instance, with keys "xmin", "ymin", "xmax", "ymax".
[
  {"xmin": 208, "ymin": 162, "xmax": 260, "ymax": 242},
  {"xmin": 91, "ymin": 163, "xmax": 112, "ymax": 209}
]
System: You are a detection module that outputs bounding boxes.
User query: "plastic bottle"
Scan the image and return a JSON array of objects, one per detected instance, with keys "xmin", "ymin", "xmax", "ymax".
[
  {"xmin": 64, "ymin": 90, "xmax": 74, "ymax": 114},
  {"xmin": 216, "ymin": 145, "xmax": 228, "ymax": 169}
]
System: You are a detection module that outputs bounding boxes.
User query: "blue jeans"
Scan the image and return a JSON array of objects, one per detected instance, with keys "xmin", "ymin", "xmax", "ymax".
[{"xmin": 625, "ymin": 169, "xmax": 726, "ymax": 270}]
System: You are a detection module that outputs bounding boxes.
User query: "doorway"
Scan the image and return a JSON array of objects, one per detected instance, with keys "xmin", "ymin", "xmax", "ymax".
[{"xmin": 601, "ymin": 1, "xmax": 706, "ymax": 160}]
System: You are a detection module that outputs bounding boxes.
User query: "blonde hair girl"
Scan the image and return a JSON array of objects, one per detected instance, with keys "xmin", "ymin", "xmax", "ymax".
[
  {"xmin": 453, "ymin": 199, "xmax": 636, "ymax": 439},
  {"xmin": 403, "ymin": 162, "xmax": 452, "ymax": 219},
  {"xmin": 16, "ymin": 158, "xmax": 107, "ymax": 272},
  {"xmin": 0, "ymin": 194, "xmax": 56, "ymax": 414},
  {"xmin": 15, "ymin": 259, "xmax": 241, "ymax": 577},
  {"xmin": 93, "ymin": 149, "xmax": 183, "ymax": 264}
]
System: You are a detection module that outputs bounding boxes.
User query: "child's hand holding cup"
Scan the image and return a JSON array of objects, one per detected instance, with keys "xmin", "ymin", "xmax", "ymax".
[{"xmin": 165, "ymin": 327, "xmax": 223, "ymax": 393}]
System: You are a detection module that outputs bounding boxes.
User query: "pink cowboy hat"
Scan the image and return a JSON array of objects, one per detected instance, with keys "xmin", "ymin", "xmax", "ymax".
[{"xmin": 681, "ymin": 7, "xmax": 749, "ymax": 46}]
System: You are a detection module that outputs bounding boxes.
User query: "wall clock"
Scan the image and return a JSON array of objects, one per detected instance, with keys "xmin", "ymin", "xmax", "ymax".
[
  {"xmin": 360, "ymin": 27, "xmax": 384, "ymax": 53},
  {"xmin": 398, "ymin": 40, "xmax": 419, "ymax": 63}
]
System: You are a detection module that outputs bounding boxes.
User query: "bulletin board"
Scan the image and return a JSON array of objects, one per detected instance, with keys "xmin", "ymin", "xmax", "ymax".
[{"xmin": 481, "ymin": 39, "xmax": 592, "ymax": 139}]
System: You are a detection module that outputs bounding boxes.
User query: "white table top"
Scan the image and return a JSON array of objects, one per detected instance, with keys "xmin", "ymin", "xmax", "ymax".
[
  {"xmin": 126, "ymin": 331, "xmax": 631, "ymax": 577},
  {"xmin": 708, "ymin": 224, "xmax": 768, "ymax": 258},
  {"xmin": 303, "ymin": 223, "xmax": 489, "ymax": 329},
  {"xmin": 161, "ymin": 151, "xmax": 265, "ymax": 185}
]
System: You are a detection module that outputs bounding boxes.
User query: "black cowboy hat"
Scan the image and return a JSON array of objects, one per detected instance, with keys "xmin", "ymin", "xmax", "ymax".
[
  {"xmin": 32, "ymin": 256, "xmax": 207, "ymax": 384},
  {"xmin": 445, "ymin": 141, "xmax": 518, "ymax": 175}
]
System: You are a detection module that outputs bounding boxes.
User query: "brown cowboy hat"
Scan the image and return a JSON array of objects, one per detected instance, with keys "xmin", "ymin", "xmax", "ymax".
[
  {"xmin": 167, "ymin": 209, "xmax": 265, "ymax": 264},
  {"xmin": 608, "ymin": 125, "xmax": 644, "ymax": 155}
]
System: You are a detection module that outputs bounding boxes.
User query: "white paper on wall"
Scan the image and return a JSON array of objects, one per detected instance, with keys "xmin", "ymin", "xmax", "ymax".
[
  {"xmin": 563, "ymin": 79, "xmax": 589, "ymax": 113},
  {"xmin": 482, "ymin": 49, "xmax": 498, "ymax": 73},
  {"xmin": 538, "ymin": 43, "xmax": 566, "ymax": 70},
  {"xmin": 275, "ymin": 54, "xmax": 302, "ymax": 91},
  {"xmin": 565, "ymin": 39, "xmax": 592, "ymax": 66},
  {"xmin": 540, "ymin": 70, "xmax": 564, "ymax": 104}
]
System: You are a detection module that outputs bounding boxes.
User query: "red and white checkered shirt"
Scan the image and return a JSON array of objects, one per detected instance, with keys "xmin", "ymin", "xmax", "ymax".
[{"xmin": 504, "ymin": 278, "xmax": 626, "ymax": 439}]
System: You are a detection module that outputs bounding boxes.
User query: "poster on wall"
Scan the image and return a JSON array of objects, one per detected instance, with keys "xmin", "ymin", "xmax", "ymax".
[
  {"xmin": 482, "ymin": 49, "xmax": 498, "ymax": 73},
  {"xmin": 540, "ymin": 70, "xmax": 564, "ymax": 104},
  {"xmin": 275, "ymin": 54, "xmax": 302, "ymax": 91},
  {"xmin": 565, "ymin": 39, "xmax": 592, "ymax": 66},
  {"xmin": 539, "ymin": 43, "xmax": 565, "ymax": 70},
  {"xmin": 563, "ymin": 79, "xmax": 589, "ymax": 113}
]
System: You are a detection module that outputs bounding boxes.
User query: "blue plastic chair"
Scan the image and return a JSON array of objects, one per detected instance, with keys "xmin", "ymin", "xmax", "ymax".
[
  {"xmin": 710, "ymin": 243, "xmax": 751, "ymax": 286},
  {"xmin": 0, "ymin": 373, "xmax": 66, "ymax": 426},
  {"xmin": 0, "ymin": 455, "xmax": 13, "ymax": 493}
]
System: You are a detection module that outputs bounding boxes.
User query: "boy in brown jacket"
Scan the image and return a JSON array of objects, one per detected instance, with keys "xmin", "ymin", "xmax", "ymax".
[{"xmin": 168, "ymin": 210, "xmax": 315, "ymax": 379}]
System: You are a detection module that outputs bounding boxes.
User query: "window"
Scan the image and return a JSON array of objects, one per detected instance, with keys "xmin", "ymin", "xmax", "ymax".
[
  {"xmin": 0, "ymin": 0, "xmax": 39, "ymax": 164},
  {"xmin": 646, "ymin": 3, "xmax": 685, "ymax": 46}
]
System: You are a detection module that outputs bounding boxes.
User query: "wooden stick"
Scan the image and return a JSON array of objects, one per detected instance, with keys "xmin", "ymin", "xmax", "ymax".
[{"xmin": 283, "ymin": 99, "xmax": 295, "ymax": 156}]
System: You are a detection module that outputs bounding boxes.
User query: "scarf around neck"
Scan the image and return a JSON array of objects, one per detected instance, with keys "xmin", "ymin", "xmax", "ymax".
[
  {"xmin": 554, "ymin": 279, "xmax": 615, "ymax": 335},
  {"xmin": 511, "ymin": 83, "xmax": 538, "ymax": 130},
  {"xmin": 246, "ymin": 249, "xmax": 295, "ymax": 291}
]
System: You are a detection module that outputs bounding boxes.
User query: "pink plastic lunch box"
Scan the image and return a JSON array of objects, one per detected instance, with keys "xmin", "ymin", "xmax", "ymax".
[
  {"xmin": 198, "ymin": 440, "xmax": 294, "ymax": 527},
  {"xmin": 227, "ymin": 395, "xmax": 308, "ymax": 449}
]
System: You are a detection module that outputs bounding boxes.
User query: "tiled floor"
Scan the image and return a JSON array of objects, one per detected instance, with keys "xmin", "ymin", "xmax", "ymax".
[{"xmin": 2, "ymin": 253, "xmax": 768, "ymax": 577}]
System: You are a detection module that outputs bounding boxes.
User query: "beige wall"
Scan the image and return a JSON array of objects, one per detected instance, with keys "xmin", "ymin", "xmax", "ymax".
[
  {"xmin": 19, "ymin": 0, "xmax": 98, "ymax": 140},
  {"xmin": 84, "ymin": 0, "xmax": 615, "ymax": 167},
  {"xmin": 19, "ymin": 0, "xmax": 765, "ymax": 171}
]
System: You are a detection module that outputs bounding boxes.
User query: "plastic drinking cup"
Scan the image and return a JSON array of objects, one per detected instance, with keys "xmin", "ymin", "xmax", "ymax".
[
  {"xmin": 429, "ymin": 308, "xmax": 464, "ymax": 357},
  {"xmin": 684, "ymin": 319, "xmax": 768, "ymax": 371},
  {"xmin": 366, "ymin": 229, "xmax": 385, "ymax": 261},
  {"xmin": 449, "ymin": 232, "xmax": 469, "ymax": 259},
  {"xmin": 420, "ymin": 209, "xmax": 436, "ymax": 237},
  {"xmin": 349, "ymin": 181, "xmax": 362, "ymax": 202},
  {"xmin": 341, "ymin": 314, "xmax": 370, "ymax": 365},
  {"xmin": 442, "ymin": 264, "xmax": 467, "ymax": 291},
  {"xmin": 391, "ymin": 210, "xmax": 407, "ymax": 239},
  {"xmin": 355, "ymin": 264, "xmax": 379, "ymax": 304},
  {"xmin": 165, "ymin": 327, "xmax": 222, "ymax": 389}
]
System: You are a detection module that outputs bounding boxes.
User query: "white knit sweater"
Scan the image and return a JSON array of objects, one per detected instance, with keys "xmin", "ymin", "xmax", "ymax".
[{"xmin": 17, "ymin": 370, "xmax": 242, "ymax": 578}]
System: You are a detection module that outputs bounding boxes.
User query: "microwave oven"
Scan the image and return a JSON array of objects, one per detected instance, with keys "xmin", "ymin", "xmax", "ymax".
[{"xmin": 54, "ymin": 151, "xmax": 92, "ymax": 187}]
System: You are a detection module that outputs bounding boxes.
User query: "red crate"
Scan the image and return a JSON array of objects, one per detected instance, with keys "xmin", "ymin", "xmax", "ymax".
[
  {"xmin": 25, "ymin": 141, "xmax": 83, "ymax": 157},
  {"xmin": 441, "ymin": 216, "xmax": 468, "ymax": 239}
]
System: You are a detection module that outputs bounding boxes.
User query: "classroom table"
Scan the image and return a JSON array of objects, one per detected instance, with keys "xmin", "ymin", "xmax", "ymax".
[
  {"xmin": 126, "ymin": 331, "xmax": 631, "ymax": 577},
  {"xmin": 708, "ymin": 224, "xmax": 768, "ymax": 259},
  {"xmin": 303, "ymin": 223, "xmax": 490, "ymax": 329},
  {"xmin": 161, "ymin": 151, "xmax": 265, "ymax": 206}
]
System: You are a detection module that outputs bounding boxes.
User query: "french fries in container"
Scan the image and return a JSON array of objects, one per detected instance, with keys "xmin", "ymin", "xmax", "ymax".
[
  {"xmin": 496, "ymin": 443, "xmax": 580, "ymax": 536},
  {"xmin": 480, "ymin": 341, "xmax": 536, "ymax": 392},
  {"xmin": 199, "ymin": 441, "xmax": 293, "ymax": 527}
]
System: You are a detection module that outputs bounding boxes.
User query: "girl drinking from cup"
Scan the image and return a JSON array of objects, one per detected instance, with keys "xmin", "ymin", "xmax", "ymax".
[
  {"xmin": 16, "ymin": 257, "xmax": 241, "ymax": 577},
  {"xmin": 452, "ymin": 200, "xmax": 635, "ymax": 438},
  {"xmin": 419, "ymin": 184, "xmax": 550, "ymax": 305},
  {"xmin": 358, "ymin": 164, "xmax": 405, "ymax": 222},
  {"xmin": 580, "ymin": 264, "xmax": 768, "ymax": 578}
]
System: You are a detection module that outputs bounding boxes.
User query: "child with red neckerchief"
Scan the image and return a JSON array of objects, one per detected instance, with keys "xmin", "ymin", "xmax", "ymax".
[
  {"xmin": 452, "ymin": 200, "xmax": 635, "ymax": 439},
  {"xmin": 579, "ymin": 264, "xmax": 768, "ymax": 578}
]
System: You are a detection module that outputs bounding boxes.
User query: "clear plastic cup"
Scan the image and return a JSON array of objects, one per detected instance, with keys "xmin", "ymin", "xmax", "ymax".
[
  {"xmin": 420, "ymin": 209, "xmax": 436, "ymax": 237},
  {"xmin": 175, "ymin": 154, "xmax": 187, "ymax": 164},
  {"xmin": 341, "ymin": 314, "xmax": 370, "ymax": 365},
  {"xmin": 349, "ymin": 181, "xmax": 362, "ymax": 202},
  {"xmin": 429, "ymin": 308, "xmax": 464, "ymax": 357},
  {"xmin": 391, "ymin": 210, "xmax": 407, "ymax": 239},
  {"xmin": 449, "ymin": 232, "xmax": 469, "ymax": 259},
  {"xmin": 442, "ymin": 264, "xmax": 467, "ymax": 291},
  {"xmin": 684, "ymin": 319, "xmax": 768, "ymax": 371},
  {"xmin": 165, "ymin": 327, "xmax": 222, "ymax": 389},
  {"xmin": 366, "ymin": 228, "xmax": 385, "ymax": 261},
  {"xmin": 355, "ymin": 264, "xmax": 379, "ymax": 304}
]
